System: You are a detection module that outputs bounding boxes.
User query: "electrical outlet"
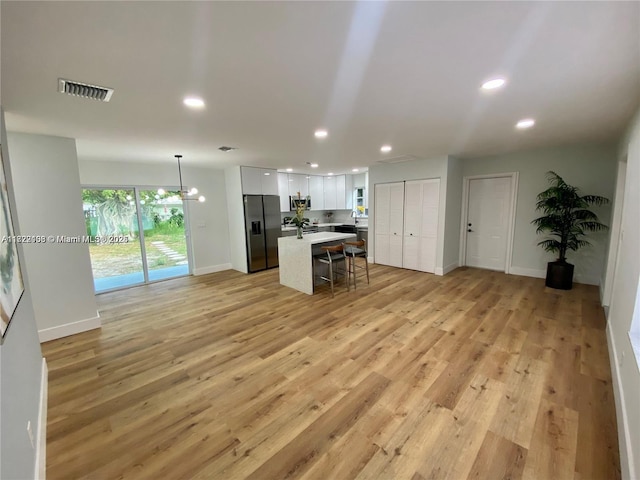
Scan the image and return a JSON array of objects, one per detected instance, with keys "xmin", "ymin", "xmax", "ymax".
[{"xmin": 27, "ymin": 421, "xmax": 35, "ymax": 449}]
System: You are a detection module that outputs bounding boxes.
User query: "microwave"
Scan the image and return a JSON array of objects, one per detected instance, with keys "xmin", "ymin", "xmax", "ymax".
[{"xmin": 290, "ymin": 196, "xmax": 311, "ymax": 211}]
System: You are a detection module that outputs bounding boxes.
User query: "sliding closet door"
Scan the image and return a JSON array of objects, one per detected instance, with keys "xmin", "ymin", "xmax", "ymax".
[{"xmin": 374, "ymin": 182, "xmax": 404, "ymax": 268}]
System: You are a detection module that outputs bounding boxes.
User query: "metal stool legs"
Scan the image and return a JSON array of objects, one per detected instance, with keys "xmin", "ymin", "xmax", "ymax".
[
  {"xmin": 343, "ymin": 240, "xmax": 369, "ymax": 290},
  {"xmin": 315, "ymin": 244, "xmax": 348, "ymax": 298}
]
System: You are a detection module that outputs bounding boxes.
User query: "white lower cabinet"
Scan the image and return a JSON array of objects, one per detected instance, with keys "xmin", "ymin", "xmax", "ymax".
[{"xmin": 374, "ymin": 178, "xmax": 439, "ymax": 273}]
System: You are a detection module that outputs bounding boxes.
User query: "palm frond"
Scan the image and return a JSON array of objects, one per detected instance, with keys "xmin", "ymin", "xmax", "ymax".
[{"xmin": 531, "ymin": 171, "xmax": 609, "ymax": 262}]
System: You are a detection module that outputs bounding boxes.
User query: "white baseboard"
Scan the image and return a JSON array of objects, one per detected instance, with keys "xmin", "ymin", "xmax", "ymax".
[
  {"xmin": 193, "ymin": 263, "xmax": 233, "ymax": 276},
  {"xmin": 442, "ymin": 262, "xmax": 459, "ymax": 275},
  {"xmin": 35, "ymin": 358, "xmax": 47, "ymax": 480},
  {"xmin": 573, "ymin": 274, "xmax": 600, "ymax": 286},
  {"xmin": 606, "ymin": 323, "xmax": 636, "ymax": 480},
  {"xmin": 508, "ymin": 266, "xmax": 599, "ymax": 285},
  {"xmin": 38, "ymin": 314, "xmax": 101, "ymax": 343},
  {"xmin": 508, "ymin": 266, "xmax": 546, "ymax": 279}
]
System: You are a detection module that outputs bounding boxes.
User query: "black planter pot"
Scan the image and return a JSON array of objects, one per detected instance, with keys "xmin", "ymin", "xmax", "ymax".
[{"xmin": 545, "ymin": 261, "xmax": 574, "ymax": 290}]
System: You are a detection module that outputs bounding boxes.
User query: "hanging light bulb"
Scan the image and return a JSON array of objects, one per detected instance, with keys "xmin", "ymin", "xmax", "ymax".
[{"xmin": 173, "ymin": 154, "xmax": 205, "ymax": 202}]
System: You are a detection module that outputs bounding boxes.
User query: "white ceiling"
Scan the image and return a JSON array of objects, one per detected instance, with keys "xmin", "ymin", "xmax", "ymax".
[{"xmin": 2, "ymin": 1, "xmax": 639, "ymax": 175}]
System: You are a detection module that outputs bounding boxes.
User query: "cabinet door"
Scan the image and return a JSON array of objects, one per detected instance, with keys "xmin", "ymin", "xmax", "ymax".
[
  {"xmin": 277, "ymin": 173, "xmax": 290, "ymax": 212},
  {"xmin": 241, "ymin": 166, "xmax": 262, "ymax": 194},
  {"xmin": 261, "ymin": 169, "xmax": 278, "ymax": 195},
  {"xmin": 287, "ymin": 174, "xmax": 299, "ymax": 197},
  {"xmin": 298, "ymin": 174, "xmax": 309, "ymax": 197},
  {"xmin": 336, "ymin": 175, "xmax": 346, "ymax": 209},
  {"xmin": 324, "ymin": 176, "xmax": 337, "ymax": 210},
  {"xmin": 308, "ymin": 176, "xmax": 324, "ymax": 210}
]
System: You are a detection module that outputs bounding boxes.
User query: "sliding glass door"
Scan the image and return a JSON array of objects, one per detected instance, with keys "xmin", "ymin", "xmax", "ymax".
[
  {"xmin": 139, "ymin": 190, "xmax": 189, "ymax": 282},
  {"xmin": 83, "ymin": 187, "xmax": 191, "ymax": 293}
]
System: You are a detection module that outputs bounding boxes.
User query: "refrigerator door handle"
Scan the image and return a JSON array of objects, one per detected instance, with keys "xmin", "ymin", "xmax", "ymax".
[{"xmin": 251, "ymin": 221, "xmax": 262, "ymax": 235}]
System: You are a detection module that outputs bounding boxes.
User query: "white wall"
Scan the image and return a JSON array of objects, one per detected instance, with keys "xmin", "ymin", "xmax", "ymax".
[
  {"xmin": 368, "ymin": 156, "xmax": 450, "ymax": 274},
  {"xmin": 1, "ymin": 111, "xmax": 46, "ymax": 480},
  {"xmin": 225, "ymin": 166, "xmax": 248, "ymax": 273},
  {"xmin": 606, "ymin": 107, "xmax": 640, "ymax": 480},
  {"xmin": 444, "ymin": 157, "xmax": 463, "ymax": 273},
  {"xmin": 78, "ymin": 159, "xmax": 231, "ymax": 275},
  {"xmin": 462, "ymin": 143, "xmax": 617, "ymax": 285},
  {"xmin": 8, "ymin": 133, "xmax": 99, "ymax": 341}
]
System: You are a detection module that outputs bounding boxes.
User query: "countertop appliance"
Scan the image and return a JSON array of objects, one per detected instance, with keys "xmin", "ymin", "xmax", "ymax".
[
  {"xmin": 334, "ymin": 224, "xmax": 358, "ymax": 234},
  {"xmin": 290, "ymin": 196, "xmax": 311, "ymax": 211},
  {"xmin": 244, "ymin": 195, "xmax": 280, "ymax": 272}
]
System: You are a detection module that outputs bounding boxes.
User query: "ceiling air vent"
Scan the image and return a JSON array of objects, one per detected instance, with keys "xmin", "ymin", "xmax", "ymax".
[
  {"xmin": 58, "ymin": 78, "xmax": 114, "ymax": 102},
  {"xmin": 376, "ymin": 154, "xmax": 419, "ymax": 165}
]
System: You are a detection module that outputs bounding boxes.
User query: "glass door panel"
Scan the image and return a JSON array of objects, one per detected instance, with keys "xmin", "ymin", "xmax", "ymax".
[
  {"xmin": 139, "ymin": 190, "xmax": 190, "ymax": 282},
  {"xmin": 83, "ymin": 188, "xmax": 144, "ymax": 292}
]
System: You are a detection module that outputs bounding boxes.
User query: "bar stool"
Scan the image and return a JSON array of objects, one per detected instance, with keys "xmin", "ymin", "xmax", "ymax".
[
  {"xmin": 314, "ymin": 244, "xmax": 349, "ymax": 298},
  {"xmin": 343, "ymin": 240, "xmax": 369, "ymax": 290}
]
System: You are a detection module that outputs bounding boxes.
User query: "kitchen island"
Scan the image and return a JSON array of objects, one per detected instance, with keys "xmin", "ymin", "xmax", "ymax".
[{"xmin": 278, "ymin": 232, "xmax": 357, "ymax": 295}]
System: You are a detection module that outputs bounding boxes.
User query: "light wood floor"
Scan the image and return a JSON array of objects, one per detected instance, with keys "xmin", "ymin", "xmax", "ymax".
[{"xmin": 42, "ymin": 265, "xmax": 620, "ymax": 479}]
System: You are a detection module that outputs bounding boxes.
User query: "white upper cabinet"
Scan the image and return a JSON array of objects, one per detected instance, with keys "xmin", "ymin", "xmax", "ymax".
[
  {"xmin": 323, "ymin": 176, "xmax": 337, "ymax": 210},
  {"xmin": 336, "ymin": 175, "xmax": 347, "ymax": 210},
  {"xmin": 277, "ymin": 173, "xmax": 290, "ymax": 212},
  {"xmin": 309, "ymin": 175, "xmax": 324, "ymax": 210},
  {"xmin": 345, "ymin": 174, "xmax": 354, "ymax": 210},
  {"xmin": 241, "ymin": 166, "xmax": 278, "ymax": 195},
  {"xmin": 288, "ymin": 174, "xmax": 309, "ymax": 198}
]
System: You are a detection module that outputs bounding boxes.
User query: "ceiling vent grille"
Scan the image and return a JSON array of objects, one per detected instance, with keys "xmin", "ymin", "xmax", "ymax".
[
  {"xmin": 58, "ymin": 78, "xmax": 114, "ymax": 102},
  {"xmin": 376, "ymin": 154, "xmax": 419, "ymax": 165}
]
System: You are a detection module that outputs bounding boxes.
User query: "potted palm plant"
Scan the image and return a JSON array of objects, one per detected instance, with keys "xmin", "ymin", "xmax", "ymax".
[{"xmin": 532, "ymin": 171, "xmax": 609, "ymax": 290}]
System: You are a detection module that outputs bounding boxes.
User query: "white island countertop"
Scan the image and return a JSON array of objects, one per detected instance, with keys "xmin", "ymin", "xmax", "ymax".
[
  {"xmin": 278, "ymin": 232, "xmax": 356, "ymax": 294},
  {"xmin": 279, "ymin": 232, "xmax": 357, "ymax": 244}
]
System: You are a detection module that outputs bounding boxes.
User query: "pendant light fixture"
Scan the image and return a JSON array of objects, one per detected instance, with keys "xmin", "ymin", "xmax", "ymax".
[{"xmin": 158, "ymin": 154, "xmax": 205, "ymax": 202}]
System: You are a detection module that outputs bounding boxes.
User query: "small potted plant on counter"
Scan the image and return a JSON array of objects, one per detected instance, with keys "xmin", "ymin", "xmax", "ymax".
[
  {"xmin": 290, "ymin": 192, "xmax": 309, "ymax": 239},
  {"xmin": 531, "ymin": 171, "xmax": 609, "ymax": 290}
]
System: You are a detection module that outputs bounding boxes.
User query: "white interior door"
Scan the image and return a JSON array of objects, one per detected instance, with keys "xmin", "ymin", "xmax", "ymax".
[
  {"xmin": 465, "ymin": 177, "xmax": 511, "ymax": 271},
  {"xmin": 418, "ymin": 179, "xmax": 439, "ymax": 273},
  {"xmin": 375, "ymin": 182, "xmax": 404, "ymax": 267},
  {"xmin": 403, "ymin": 179, "xmax": 439, "ymax": 273}
]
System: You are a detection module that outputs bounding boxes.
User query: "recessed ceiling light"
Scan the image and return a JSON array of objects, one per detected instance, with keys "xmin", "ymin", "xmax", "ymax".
[
  {"xmin": 285, "ymin": 168, "xmax": 293, "ymax": 172},
  {"xmin": 481, "ymin": 78, "xmax": 506, "ymax": 90},
  {"xmin": 314, "ymin": 129, "xmax": 328, "ymax": 139},
  {"xmin": 263, "ymin": 172, "xmax": 271, "ymax": 176},
  {"xmin": 309, "ymin": 163, "xmax": 319, "ymax": 168},
  {"xmin": 380, "ymin": 145, "xmax": 392, "ymax": 153},
  {"xmin": 328, "ymin": 172, "xmax": 334, "ymax": 176},
  {"xmin": 516, "ymin": 118, "xmax": 535, "ymax": 129},
  {"xmin": 183, "ymin": 97, "xmax": 205, "ymax": 108},
  {"xmin": 352, "ymin": 168, "xmax": 359, "ymax": 172}
]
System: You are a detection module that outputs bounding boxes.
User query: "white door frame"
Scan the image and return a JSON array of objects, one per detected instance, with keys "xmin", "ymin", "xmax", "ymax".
[{"xmin": 458, "ymin": 172, "xmax": 519, "ymax": 274}]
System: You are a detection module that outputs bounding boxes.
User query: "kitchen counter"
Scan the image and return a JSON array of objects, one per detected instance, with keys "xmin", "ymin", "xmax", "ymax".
[
  {"xmin": 281, "ymin": 222, "xmax": 367, "ymax": 232},
  {"xmin": 278, "ymin": 232, "xmax": 357, "ymax": 294},
  {"xmin": 281, "ymin": 222, "xmax": 345, "ymax": 232}
]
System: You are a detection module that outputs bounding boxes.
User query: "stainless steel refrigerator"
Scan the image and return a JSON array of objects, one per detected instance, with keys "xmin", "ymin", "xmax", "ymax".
[{"xmin": 244, "ymin": 195, "xmax": 280, "ymax": 272}]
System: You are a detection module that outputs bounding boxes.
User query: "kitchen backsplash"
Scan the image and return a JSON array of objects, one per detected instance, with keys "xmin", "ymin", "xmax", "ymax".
[{"xmin": 280, "ymin": 210, "xmax": 367, "ymax": 226}]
